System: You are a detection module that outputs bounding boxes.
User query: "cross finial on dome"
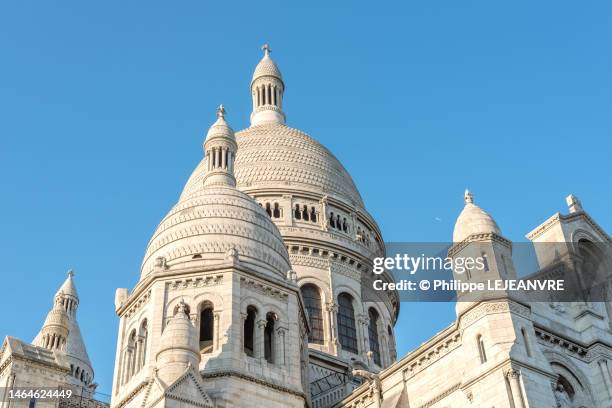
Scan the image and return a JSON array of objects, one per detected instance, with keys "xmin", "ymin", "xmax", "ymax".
[
  {"xmin": 67, "ymin": 269, "xmax": 74, "ymax": 278},
  {"xmin": 464, "ymin": 189, "xmax": 474, "ymax": 204},
  {"xmin": 217, "ymin": 104, "xmax": 226, "ymax": 119},
  {"xmin": 262, "ymin": 43, "xmax": 271, "ymax": 57}
]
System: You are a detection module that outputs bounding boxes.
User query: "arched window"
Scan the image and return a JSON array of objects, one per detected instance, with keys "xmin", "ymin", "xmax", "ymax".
[
  {"xmin": 302, "ymin": 205, "xmax": 310, "ymax": 221},
  {"xmin": 481, "ymin": 252, "xmax": 489, "ymax": 272},
  {"xmin": 477, "ymin": 335, "xmax": 487, "ymax": 363},
  {"xmin": 301, "ymin": 285, "xmax": 324, "ymax": 344},
  {"xmin": 244, "ymin": 306, "xmax": 257, "ymax": 357},
  {"xmin": 273, "ymin": 203, "xmax": 281, "ymax": 218},
  {"xmin": 139, "ymin": 320, "xmax": 148, "ymax": 371},
  {"xmin": 265, "ymin": 202, "xmax": 272, "ymax": 217},
  {"xmin": 329, "ymin": 212, "xmax": 336, "ymax": 228},
  {"xmin": 264, "ymin": 312, "xmax": 276, "ymax": 363},
  {"xmin": 368, "ymin": 308, "xmax": 381, "ymax": 366},
  {"xmin": 342, "ymin": 218, "xmax": 348, "ymax": 232},
  {"xmin": 310, "ymin": 207, "xmax": 317, "ymax": 223},
  {"xmin": 295, "ymin": 204, "xmax": 302, "ymax": 220},
  {"xmin": 200, "ymin": 305, "xmax": 214, "ymax": 353},
  {"xmin": 337, "ymin": 293, "xmax": 358, "ymax": 354}
]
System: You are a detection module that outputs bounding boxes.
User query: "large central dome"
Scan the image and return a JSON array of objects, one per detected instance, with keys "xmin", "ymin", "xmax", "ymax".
[{"xmin": 181, "ymin": 123, "xmax": 365, "ymax": 207}]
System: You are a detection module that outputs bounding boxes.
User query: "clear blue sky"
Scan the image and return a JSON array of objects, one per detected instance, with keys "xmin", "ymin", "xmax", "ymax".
[{"xmin": 1, "ymin": 1, "xmax": 610, "ymax": 395}]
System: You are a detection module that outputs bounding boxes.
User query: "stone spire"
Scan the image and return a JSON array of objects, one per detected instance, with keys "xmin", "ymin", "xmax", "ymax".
[
  {"xmin": 250, "ymin": 44, "xmax": 286, "ymax": 126},
  {"xmin": 202, "ymin": 105, "xmax": 238, "ymax": 188},
  {"xmin": 34, "ymin": 271, "xmax": 94, "ymax": 386}
]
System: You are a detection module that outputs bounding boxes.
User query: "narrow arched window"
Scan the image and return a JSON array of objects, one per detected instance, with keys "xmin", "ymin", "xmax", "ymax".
[
  {"xmin": 265, "ymin": 202, "xmax": 272, "ymax": 217},
  {"xmin": 200, "ymin": 306, "xmax": 214, "ymax": 353},
  {"xmin": 273, "ymin": 203, "xmax": 281, "ymax": 218},
  {"xmin": 337, "ymin": 293, "xmax": 358, "ymax": 353},
  {"xmin": 139, "ymin": 320, "xmax": 148, "ymax": 371},
  {"xmin": 521, "ymin": 328, "xmax": 532, "ymax": 357},
  {"xmin": 264, "ymin": 312, "xmax": 276, "ymax": 363},
  {"xmin": 295, "ymin": 204, "xmax": 302, "ymax": 220},
  {"xmin": 303, "ymin": 205, "xmax": 310, "ymax": 221},
  {"xmin": 244, "ymin": 306, "xmax": 257, "ymax": 357},
  {"xmin": 481, "ymin": 252, "xmax": 489, "ymax": 272},
  {"xmin": 342, "ymin": 218, "xmax": 348, "ymax": 232},
  {"xmin": 310, "ymin": 207, "xmax": 317, "ymax": 223},
  {"xmin": 329, "ymin": 212, "xmax": 336, "ymax": 228},
  {"xmin": 477, "ymin": 335, "xmax": 487, "ymax": 363},
  {"xmin": 368, "ymin": 308, "xmax": 381, "ymax": 366},
  {"xmin": 301, "ymin": 284, "xmax": 324, "ymax": 344}
]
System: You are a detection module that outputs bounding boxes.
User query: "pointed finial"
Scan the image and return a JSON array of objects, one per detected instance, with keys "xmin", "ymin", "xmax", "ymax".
[
  {"xmin": 67, "ymin": 269, "xmax": 74, "ymax": 278},
  {"xmin": 217, "ymin": 104, "xmax": 226, "ymax": 119},
  {"xmin": 262, "ymin": 43, "xmax": 271, "ymax": 57},
  {"xmin": 464, "ymin": 189, "xmax": 474, "ymax": 204}
]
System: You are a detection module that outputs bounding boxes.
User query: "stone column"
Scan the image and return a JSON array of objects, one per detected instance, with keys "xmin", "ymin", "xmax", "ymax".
[
  {"xmin": 256, "ymin": 319, "xmax": 267, "ymax": 359},
  {"xmin": 320, "ymin": 196, "xmax": 329, "ymax": 231},
  {"xmin": 240, "ymin": 312, "xmax": 247, "ymax": 354},
  {"xmin": 213, "ymin": 311, "xmax": 221, "ymax": 352},
  {"xmin": 506, "ymin": 369, "xmax": 525, "ymax": 408},
  {"xmin": 134, "ymin": 337, "xmax": 143, "ymax": 372},
  {"xmin": 276, "ymin": 327, "xmax": 287, "ymax": 365},
  {"xmin": 359, "ymin": 314, "xmax": 370, "ymax": 361},
  {"xmin": 326, "ymin": 301, "xmax": 339, "ymax": 354}
]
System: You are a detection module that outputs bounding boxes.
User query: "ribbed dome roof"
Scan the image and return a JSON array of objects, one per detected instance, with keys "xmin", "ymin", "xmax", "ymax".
[
  {"xmin": 141, "ymin": 186, "xmax": 291, "ymax": 280},
  {"xmin": 181, "ymin": 123, "xmax": 365, "ymax": 207},
  {"xmin": 251, "ymin": 54, "xmax": 283, "ymax": 85},
  {"xmin": 453, "ymin": 190, "xmax": 501, "ymax": 242}
]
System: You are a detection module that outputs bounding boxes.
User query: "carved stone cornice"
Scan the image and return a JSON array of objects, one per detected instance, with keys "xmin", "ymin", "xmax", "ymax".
[
  {"xmin": 240, "ymin": 276, "xmax": 289, "ymax": 302},
  {"xmin": 166, "ymin": 275, "xmax": 223, "ymax": 291}
]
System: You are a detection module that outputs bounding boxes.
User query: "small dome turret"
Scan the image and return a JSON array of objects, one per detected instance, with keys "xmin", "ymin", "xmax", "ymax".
[
  {"xmin": 250, "ymin": 44, "xmax": 286, "ymax": 126},
  {"xmin": 156, "ymin": 300, "xmax": 200, "ymax": 385},
  {"xmin": 453, "ymin": 190, "xmax": 501, "ymax": 242}
]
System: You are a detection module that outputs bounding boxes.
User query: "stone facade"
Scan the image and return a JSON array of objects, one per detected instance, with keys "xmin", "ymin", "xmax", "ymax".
[{"xmin": 338, "ymin": 193, "xmax": 612, "ymax": 408}]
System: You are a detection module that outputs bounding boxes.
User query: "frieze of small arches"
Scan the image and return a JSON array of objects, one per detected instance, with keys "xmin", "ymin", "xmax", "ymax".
[{"xmin": 287, "ymin": 245, "xmax": 366, "ymax": 271}]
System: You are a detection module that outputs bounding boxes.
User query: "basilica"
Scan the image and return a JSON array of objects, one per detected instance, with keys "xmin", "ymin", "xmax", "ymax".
[{"xmin": 1, "ymin": 45, "xmax": 612, "ymax": 408}]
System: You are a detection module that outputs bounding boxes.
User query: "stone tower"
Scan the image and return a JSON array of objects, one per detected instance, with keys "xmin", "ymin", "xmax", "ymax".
[{"xmin": 110, "ymin": 107, "xmax": 310, "ymax": 408}]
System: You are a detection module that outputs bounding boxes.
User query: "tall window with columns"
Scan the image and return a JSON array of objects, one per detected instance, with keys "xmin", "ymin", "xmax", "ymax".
[
  {"xmin": 301, "ymin": 284, "xmax": 324, "ymax": 344},
  {"xmin": 337, "ymin": 293, "xmax": 358, "ymax": 354}
]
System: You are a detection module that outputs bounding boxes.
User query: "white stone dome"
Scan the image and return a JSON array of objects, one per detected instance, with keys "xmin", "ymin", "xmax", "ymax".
[
  {"xmin": 453, "ymin": 190, "xmax": 501, "ymax": 242},
  {"xmin": 181, "ymin": 123, "xmax": 365, "ymax": 208},
  {"xmin": 141, "ymin": 186, "xmax": 291, "ymax": 280}
]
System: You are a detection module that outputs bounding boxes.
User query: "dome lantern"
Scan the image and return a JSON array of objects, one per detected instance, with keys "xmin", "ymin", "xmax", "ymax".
[
  {"xmin": 250, "ymin": 44, "xmax": 286, "ymax": 126},
  {"xmin": 202, "ymin": 105, "xmax": 238, "ymax": 188}
]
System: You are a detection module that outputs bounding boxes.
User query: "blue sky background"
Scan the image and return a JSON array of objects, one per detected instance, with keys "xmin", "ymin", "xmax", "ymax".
[{"xmin": 1, "ymin": 1, "xmax": 611, "ymax": 395}]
